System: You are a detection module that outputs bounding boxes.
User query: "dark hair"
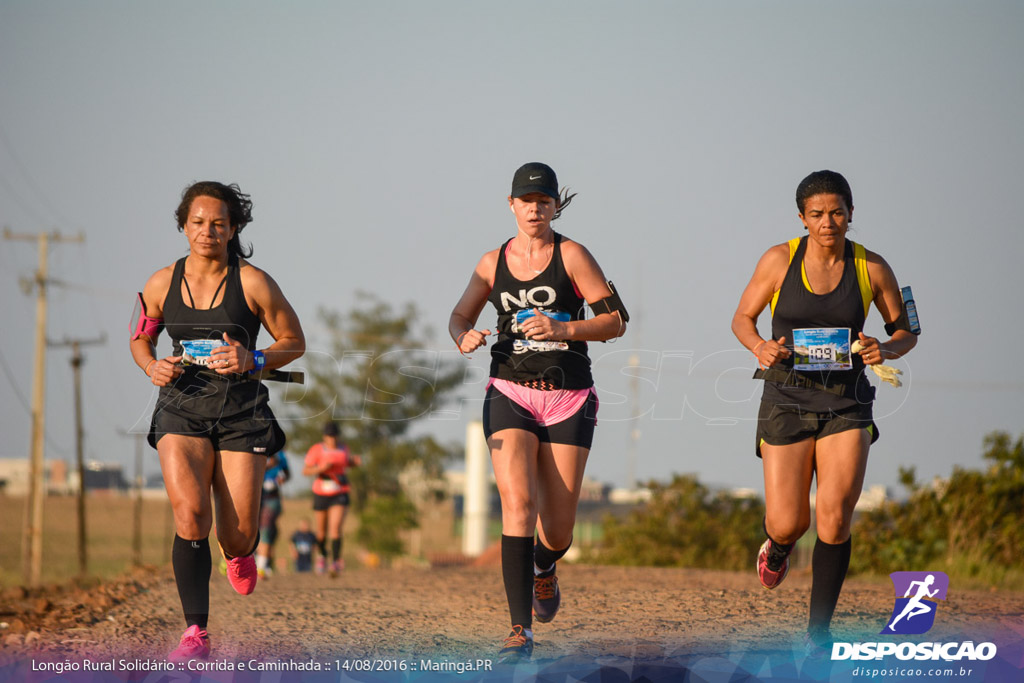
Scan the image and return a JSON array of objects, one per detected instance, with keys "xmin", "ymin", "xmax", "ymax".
[
  {"xmin": 175, "ymin": 181, "xmax": 254, "ymax": 258},
  {"xmin": 795, "ymin": 170, "xmax": 853, "ymax": 214},
  {"xmin": 552, "ymin": 187, "xmax": 577, "ymax": 221}
]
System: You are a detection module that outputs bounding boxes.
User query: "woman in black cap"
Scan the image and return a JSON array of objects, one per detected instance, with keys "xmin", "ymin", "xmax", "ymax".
[
  {"xmin": 129, "ymin": 181, "xmax": 304, "ymax": 661},
  {"xmin": 449, "ymin": 162, "xmax": 628, "ymax": 662},
  {"xmin": 302, "ymin": 421, "xmax": 362, "ymax": 576},
  {"xmin": 732, "ymin": 170, "xmax": 918, "ymax": 655}
]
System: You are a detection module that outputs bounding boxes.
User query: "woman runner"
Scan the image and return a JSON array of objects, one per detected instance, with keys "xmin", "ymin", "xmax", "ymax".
[
  {"xmin": 256, "ymin": 451, "xmax": 291, "ymax": 577},
  {"xmin": 449, "ymin": 162, "xmax": 628, "ymax": 662},
  {"xmin": 130, "ymin": 181, "xmax": 304, "ymax": 661},
  {"xmin": 731, "ymin": 170, "xmax": 918, "ymax": 654},
  {"xmin": 302, "ymin": 421, "xmax": 362, "ymax": 576}
]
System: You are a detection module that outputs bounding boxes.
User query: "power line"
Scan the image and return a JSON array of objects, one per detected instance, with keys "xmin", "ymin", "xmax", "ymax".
[
  {"xmin": 0, "ymin": 170, "xmax": 51, "ymax": 225},
  {"xmin": 0, "ymin": 343, "xmax": 71, "ymax": 458},
  {"xmin": 0, "ymin": 122, "xmax": 75, "ymax": 228},
  {"xmin": 0, "ymin": 344, "xmax": 32, "ymax": 414}
]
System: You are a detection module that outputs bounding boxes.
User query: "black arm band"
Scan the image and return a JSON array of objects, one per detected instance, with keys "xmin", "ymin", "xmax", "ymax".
[
  {"xmin": 884, "ymin": 300, "xmax": 920, "ymax": 336},
  {"xmin": 590, "ymin": 281, "xmax": 630, "ymax": 322}
]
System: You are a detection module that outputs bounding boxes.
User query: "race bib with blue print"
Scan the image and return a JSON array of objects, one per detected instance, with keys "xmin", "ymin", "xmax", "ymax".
[{"xmin": 792, "ymin": 327, "xmax": 852, "ymax": 371}]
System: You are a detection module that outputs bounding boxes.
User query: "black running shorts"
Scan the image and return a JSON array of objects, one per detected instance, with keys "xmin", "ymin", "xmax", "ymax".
[
  {"xmin": 313, "ymin": 492, "xmax": 350, "ymax": 510},
  {"xmin": 148, "ymin": 381, "xmax": 285, "ymax": 454},
  {"xmin": 482, "ymin": 385, "xmax": 598, "ymax": 449},
  {"xmin": 755, "ymin": 399, "xmax": 879, "ymax": 458}
]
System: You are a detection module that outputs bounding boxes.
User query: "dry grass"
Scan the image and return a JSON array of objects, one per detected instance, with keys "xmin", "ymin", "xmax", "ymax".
[{"xmin": 0, "ymin": 494, "xmax": 175, "ymax": 588}]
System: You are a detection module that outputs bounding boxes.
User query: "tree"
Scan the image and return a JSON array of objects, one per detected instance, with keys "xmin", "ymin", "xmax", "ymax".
[{"xmin": 283, "ymin": 295, "xmax": 465, "ymax": 562}]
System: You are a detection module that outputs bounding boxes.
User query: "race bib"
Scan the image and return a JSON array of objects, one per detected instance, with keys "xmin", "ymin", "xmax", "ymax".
[
  {"xmin": 318, "ymin": 476, "xmax": 342, "ymax": 494},
  {"xmin": 792, "ymin": 327, "xmax": 852, "ymax": 371},
  {"xmin": 512, "ymin": 339, "xmax": 569, "ymax": 353},
  {"xmin": 511, "ymin": 309, "xmax": 570, "ymax": 353},
  {"xmin": 180, "ymin": 339, "xmax": 227, "ymax": 366}
]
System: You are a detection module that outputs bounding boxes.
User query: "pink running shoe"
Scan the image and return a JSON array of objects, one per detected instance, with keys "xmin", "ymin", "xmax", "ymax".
[
  {"xmin": 329, "ymin": 559, "xmax": 344, "ymax": 577},
  {"xmin": 757, "ymin": 539, "xmax": 790, "ymax": 590},
  {"xmin": 226, "ymin": 555, "xmax": 258, "ymax": 595},
  {"xmin": 168, "ymin": 625, "xmax": 210, "ymax": 662},
  {"xmin": 315, "ymin": 556, "xmax": 327, "ymax": 575}
]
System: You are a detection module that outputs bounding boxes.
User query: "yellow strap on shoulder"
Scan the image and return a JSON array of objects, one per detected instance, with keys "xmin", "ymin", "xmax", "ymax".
[
  {"xmin": 853, "ymin": 241, "xmax": 872, "ymax": 317},
  {"xmin": 770, "ymin": 238, "xmax": 801, "ymax": 316}
]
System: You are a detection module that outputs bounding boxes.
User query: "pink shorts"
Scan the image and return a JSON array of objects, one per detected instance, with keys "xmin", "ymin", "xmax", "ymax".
[{"xmin": 487, "ymin": 379, "xmax": 593, "ymax": 427}]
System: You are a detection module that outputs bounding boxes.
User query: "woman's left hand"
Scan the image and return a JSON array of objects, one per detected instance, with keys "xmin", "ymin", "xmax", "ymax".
[
  {"xmin": 210, "ymin": 333, "xmax": 253, "ymax": 374},
  {"xmin": 521, "ymin": 308, "xmax": 568, "ymax": 341},
  {"xmin": 854, "ymin": 332, "xmax": 886, "ymax": 366}
]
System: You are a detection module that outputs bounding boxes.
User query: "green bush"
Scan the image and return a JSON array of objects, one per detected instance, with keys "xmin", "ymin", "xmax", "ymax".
[
  {"xmin": 851, "ymin": 431, "xmax": 1024, "ymax": 589},
  {"xmin": 585, "ymin": 474, "xmax": 765, "ymax": 570},
  {"xmin": 586, "ymin": 432, "xmax": 1024, "ymax": 590}
]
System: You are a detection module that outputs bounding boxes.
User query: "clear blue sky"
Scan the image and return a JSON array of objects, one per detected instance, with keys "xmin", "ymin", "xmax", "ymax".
[{"xmin": 1, "ymin": 1, "xmax": 1022, "ymax": 495}]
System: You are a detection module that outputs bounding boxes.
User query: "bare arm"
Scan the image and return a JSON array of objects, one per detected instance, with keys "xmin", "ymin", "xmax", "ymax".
[
  {"xmin": 731, "ymin": 244, "xmax": 792, "ymax": 367},
  {"xmin": 302, "ymin": 448, "xmax": 329, "ymax": 476},
  {"xmin": 857, "ymin": 250, "xmax": 918, "ymax": 364},
  {"xmin": 449, "ymin": 250, "xmax": 497, "ymax": 354},
  {"xmin": 521, "ymin": 240, "xmax": 626, "ymax": 343},
  {"xmin": 211, "ymin": 264, "xmax": 305, "ymax": 374},
  {"xmin": 129, "ymin": 266, "xmax": 184, "ymax": 387}
]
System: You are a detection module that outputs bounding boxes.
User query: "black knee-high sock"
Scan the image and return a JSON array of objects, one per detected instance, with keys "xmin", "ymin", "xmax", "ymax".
[
  {"xmin": 763, "ymin": 518, "xmax": 795, "ymax": 571},
  {"xmin": 316, "ymin": 537, "xmax": 328, "ymax": 558},
  {"xmin": 809, "ymin": 536, "xmax": 852, "ymax": 634},
  {"xmin": 534, "ymin": 538, "xmax": 571, "ymax": 576},
  {"xmin": 331, "ymin": 538, "xmax": 342, "ymax": 562},
  {"xmin": 501, "ymin": 535, "xmax": 533, "ymax": 629},
  {"xmin": 172, "ymin": 535, "xmax": 211, "ymax": 630}
]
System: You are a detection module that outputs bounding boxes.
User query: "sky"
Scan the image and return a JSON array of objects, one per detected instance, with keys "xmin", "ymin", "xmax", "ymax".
[{"xmin": 1, "ymin": 1, "xmax": 1022, "ymax": 497}]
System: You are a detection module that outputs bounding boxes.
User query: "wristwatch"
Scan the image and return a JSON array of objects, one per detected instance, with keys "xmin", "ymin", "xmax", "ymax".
[{"xmin": 249, "ymin": 350, "xmax": 266, "ymax": 375}]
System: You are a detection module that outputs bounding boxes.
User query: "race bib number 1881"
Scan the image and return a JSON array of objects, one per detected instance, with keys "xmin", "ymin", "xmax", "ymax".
[{"xmin": 792, "ymin": 327, "xmax": 852, "ymax": 371}]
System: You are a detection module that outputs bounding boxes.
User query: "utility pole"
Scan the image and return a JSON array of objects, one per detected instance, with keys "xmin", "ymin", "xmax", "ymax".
[
  {"xmin": 49, "ymin": 334, "xmax": 107, "ymax": 577},
  {"xmin": 626, "ymin": 352, "xmax": 641, "ymax": 491},
  {"xmin": 625, "ymin": 272, "xmax": 643, "ymax": 492},
  {"xmin": 118, "ymin": 428, "xmax": 147, "ymax": 566},
  {"xmin": 4, "ymin": 227, "xmax": 85, "ymax": 585}
]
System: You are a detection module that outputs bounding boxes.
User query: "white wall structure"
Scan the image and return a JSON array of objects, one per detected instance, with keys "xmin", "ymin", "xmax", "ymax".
[{"xmin": 462, "ymin": 421, "xmax": 489, "ymax": 557}]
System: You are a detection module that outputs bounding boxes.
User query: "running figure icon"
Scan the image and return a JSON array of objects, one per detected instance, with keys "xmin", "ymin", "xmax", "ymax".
[{"xmin": 887, "ymin": 574, "xmax": 939, "ymax": 631}]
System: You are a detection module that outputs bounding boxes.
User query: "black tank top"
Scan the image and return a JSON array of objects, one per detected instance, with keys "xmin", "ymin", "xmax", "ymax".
[
  {"xmin": 163, "ymin": 254, "xmax": 262, "ymax": 354},
  {"xmin": 160, "ymin": 254, "xmax": 264, "ymax": 395},
  {"xmin": 764, "ymin": 236, "xmax": 874, "ymax": 409},
  {"xmin": 487, "ymin": 233, "xmax": 593, "ymax": 390}
]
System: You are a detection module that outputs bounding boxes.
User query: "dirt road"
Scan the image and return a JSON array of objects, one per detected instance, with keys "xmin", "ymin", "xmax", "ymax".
[{"xmin": 2, "ymin": 564, "xmax": 1022, "ymax": 680}]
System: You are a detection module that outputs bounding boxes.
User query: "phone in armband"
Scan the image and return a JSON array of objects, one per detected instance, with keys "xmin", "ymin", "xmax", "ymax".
[{"xmin": 901, "ymin": 286, "xmax": 921, "ymax": 335}]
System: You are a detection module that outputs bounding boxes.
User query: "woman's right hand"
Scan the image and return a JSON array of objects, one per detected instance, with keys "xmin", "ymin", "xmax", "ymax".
[
  {"xmin": 755, "ymin": 336, "xmax": 791, "ymax": 368},
  {"xmin": 456, "ymin": 328, "xmax": 492, "ymax": 355},
  {"xmin": 147, "ymin": 355, "xmax": 183, "ymax": 387}
]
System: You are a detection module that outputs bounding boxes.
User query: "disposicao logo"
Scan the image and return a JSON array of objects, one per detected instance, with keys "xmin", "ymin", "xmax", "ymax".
[
  {"xmin": 831, "ymin": 570, "xmax": 998, "ymax": 662},
  {"xmin": 883, "ymin": 571, "xmax": 949, "ymax": 635}
]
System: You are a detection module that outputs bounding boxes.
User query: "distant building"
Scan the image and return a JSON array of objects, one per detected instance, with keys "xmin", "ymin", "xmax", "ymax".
[
  {"xmin": 0, "ymin": 458, "xmax": 131, "ymax": 495},
  {"xmin": 82, "ymin": 461, "xmax": 129, "ymax": 492},
  {"xmin": 609, "ymin": 487, "xmax": 652, "ymax": 504},
  {"xmin": 854, "ymin": 484, "xmax": 889, "ymax": 511},
  {"xmin": 578, "ymin": 475, "xmax": 610, "ymax": 503},
  {"xmin": 0, "ymin": 457, "xmax": 72, "ymax": 495}
]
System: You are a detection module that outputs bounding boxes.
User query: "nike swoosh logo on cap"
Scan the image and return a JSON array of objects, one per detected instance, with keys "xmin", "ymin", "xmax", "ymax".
[{"xmin": 529, "ymin": 175, "xmax": 543, "ymax": 180}]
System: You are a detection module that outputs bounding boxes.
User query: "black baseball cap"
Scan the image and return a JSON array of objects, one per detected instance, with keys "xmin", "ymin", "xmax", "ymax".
[
  {"xmin": 511, "ymin": 162, "xmax": 559, "ymax": 200},
  {"xmin": 322, "ymin": 421, "xmax": 339, "ymax": 437}
]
